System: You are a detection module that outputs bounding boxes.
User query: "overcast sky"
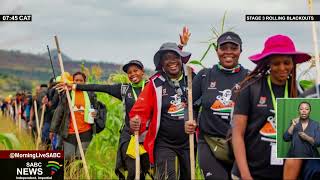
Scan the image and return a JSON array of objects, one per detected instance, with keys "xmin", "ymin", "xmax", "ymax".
[{"xmin": 0, "ymin": 0, "xmax": 319, "ymax": 70}]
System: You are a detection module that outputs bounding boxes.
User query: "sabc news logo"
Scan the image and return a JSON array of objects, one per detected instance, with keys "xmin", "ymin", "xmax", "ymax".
[
  {"xmin": 16, "ymin": 161, "xmax": 63, "ymax": 176},
  {"xmin": 47, "ymin": 161, "xmax": 63, "ymax": 175}
]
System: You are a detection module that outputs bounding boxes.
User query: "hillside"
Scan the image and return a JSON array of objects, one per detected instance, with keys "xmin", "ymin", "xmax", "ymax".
[
  {"xmin": 0, "ymin": 49, "xmax": 122, "ymax": 82},
  {"xmin": 0, "ymin": 49, "xmax": 127, "ymax": 96}
]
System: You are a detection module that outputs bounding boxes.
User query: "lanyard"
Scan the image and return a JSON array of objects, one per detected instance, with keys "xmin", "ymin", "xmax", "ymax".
[
  {"xmin": 217, "ymin": 63, "xmax": 241, "ymax": 73},
  {"xmin": 131, "ymin": 80, "xmax": 145, "ymax": 101},
  {"xmin": 267, "ymin": 75, "xmax": 288, "ymax": 109}
]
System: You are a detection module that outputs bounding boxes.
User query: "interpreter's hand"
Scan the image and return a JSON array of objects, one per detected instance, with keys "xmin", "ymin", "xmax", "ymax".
[
  {"xmin": 54, "ymin": 83, "xmax": 72, "ymax": 93},
  {"xmin": 130, "ymin": 115, "xmax": 141, "ymax": 132},
  {"xmin": 49, "ymin": 132, "xmax": 54, "ymax": 141},
  {"xmin": 180, "ymin": 26, "xmax": 191, "ymax": 46},
  {"xmin": 292, "ymin": 118, "xmax": 299, "ymax": 126},
  {"xmin": 185, "ymin": 120, "xmax": 197, "ymax": 134},
  {"xmin": 299, "ymin": 132, "xmax": 311, "ymax": 141}
]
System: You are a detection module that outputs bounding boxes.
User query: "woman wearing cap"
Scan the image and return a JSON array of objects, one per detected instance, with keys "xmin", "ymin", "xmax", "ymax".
[
  {"xmin": 231, "ymin": 34, "xmax": 311, "ymax": 180},
  {"xmin": 184, "ymin": 31, "xmax": 249, "ymax": 180},
  {"xmin": 56, "ymin": 60, "xmax": 150, "ymax": 179},
  {"xmin": 50, "ymin": 72, "xmax": 105, "ymax": 161},
  {"xmin": 129, "ymin": 42, "xmax": 194, "ymax": 179}
]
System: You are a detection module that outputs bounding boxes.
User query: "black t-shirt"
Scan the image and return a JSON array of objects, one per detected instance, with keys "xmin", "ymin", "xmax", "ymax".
[
  {"xmin": 192, "ymin": 65, "xmax": 248, "ymax": 138},
  {"xmin": 232, "ymin": 76, "xmax": 288, "ymax": 179},
  {"xmin": 156, "ymin": 77, "xmax": 189, "ymax": 149}
]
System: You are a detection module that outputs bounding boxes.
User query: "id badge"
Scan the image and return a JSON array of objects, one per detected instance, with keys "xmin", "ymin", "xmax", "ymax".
[{"xmin": 270, "ymin": 143, "xmax": 283, "ymax": 165}]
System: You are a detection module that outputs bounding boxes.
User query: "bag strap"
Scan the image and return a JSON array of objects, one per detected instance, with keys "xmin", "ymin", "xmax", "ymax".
[
  {"xmin": 197, "ymin": 68, "xmax": 214, "ymax": 114},
  {"xmin": 249, "ymin": 78, "xmax": 262, "ymax": 112},
  {"xmin": 201, "ymin": 68, "xmax": 212, "ymax": 95},
  {"xmin": 121, "ymin": 84, "xmax": 129, "ymax": 99},
  {"xmin": 120, "ymin": 84, "xmax": 129, "ymax": 132}
]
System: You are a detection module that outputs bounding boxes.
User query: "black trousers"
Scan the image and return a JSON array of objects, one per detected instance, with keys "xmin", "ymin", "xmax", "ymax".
[
  {"xmin": 154, "ymin": 145, "xmax": 191, "ymax": 180},
  {"xmin": 198, "ymin": 139, "xmax": 232, "ymax": 180},
  {"xmin": 120, "ymin": 140, "xmax": 150, "ymax": 180},
  {"xmin": 63, "ymin": 130, "xmax": 93, "ymax": 161}
]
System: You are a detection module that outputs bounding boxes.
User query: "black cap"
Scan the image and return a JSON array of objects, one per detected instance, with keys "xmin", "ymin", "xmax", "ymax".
[
  {"xmin": 122, "ymin": 60, "xmax": 144, "ymax": 73},
  {"xmin": 217, "ymin": 31, "xmax": 242, "ymax": 48}
]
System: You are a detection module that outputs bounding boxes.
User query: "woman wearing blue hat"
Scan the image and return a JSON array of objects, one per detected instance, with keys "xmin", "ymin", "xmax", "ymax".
[{"xmin": 129, "ymin": 40, "xmax": 194, "ymax": 179}]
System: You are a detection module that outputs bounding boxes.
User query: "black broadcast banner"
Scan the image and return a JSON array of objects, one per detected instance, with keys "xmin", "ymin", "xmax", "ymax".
[
  {"xmin": 246, "ymin": 15, "xmax": 320, "ymax": 21},
  {"xmin": 0, "ymin": 14, "xmax": 32, "ymax": 21},
  {"xmin": 0, "ymin": 150, "xmax": 64, "ymax": 180}
]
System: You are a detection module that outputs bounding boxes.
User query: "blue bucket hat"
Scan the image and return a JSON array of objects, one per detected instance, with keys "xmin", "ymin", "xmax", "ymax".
[{"xmin": 153, "ymin": 42, "xmax": 191, "ymax": 70}]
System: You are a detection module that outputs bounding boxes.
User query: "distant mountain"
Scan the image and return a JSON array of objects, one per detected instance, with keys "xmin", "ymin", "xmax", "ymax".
[
  {"xmin": 40, "ymin": 49, "xmax": 73, "ymax": 62},
  {"xmin": 0, "ymin": 49, "xmax": 122, "ymax": 82}
]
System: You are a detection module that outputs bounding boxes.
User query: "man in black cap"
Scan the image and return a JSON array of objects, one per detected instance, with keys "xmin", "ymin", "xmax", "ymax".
[
  {"xmin": 185, "ymin": 31, "xmax": 248, "ymax": 180},
  {"xmin": 216, "ymin": 31, "xmax": 243, "ymax": 68}
]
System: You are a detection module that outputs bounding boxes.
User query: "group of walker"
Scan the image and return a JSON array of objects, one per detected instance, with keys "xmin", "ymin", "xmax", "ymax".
[{"xmin": 54, "ymin": 27, "xmax": 320, "ymax": 180}]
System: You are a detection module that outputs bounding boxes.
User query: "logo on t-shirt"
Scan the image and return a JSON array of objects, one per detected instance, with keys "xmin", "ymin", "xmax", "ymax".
[
  {"xmin": 73, "ymin": 105, "xmax": 85, "ymax": 112},
  {"xmin": 210, "ymin": 89, "xmax": 234, "ymax": 120},
  {"xmin": 259, "ymin": 109, "xmax": 276, "ymax": 142},
  {"xmin": 127, "ymin": 92, "xmax": 132, "ymax": 99},
  {"xmin": 257, "ymin": 96, "xmax": 268, "ymax": 107},
  {"xmin": 162, "ymin": 88, "xmax": 168, "ymax": 96},
  {"xmin": 168, "ymin": 94, "xmax": 186, "ymax": 118},
  {"xmin": 208, "ymin": 81, "xmax": 217, "ymax": 89}
]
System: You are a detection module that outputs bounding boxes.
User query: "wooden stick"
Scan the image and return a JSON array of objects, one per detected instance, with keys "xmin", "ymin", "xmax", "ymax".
[
  {"xmin": 307, "ymin": 0, "xmax": 320, "ymax": 97},
  {"xmin": 14, "ymin": 100, "xmax": 18, "ymax": 125},
  {"xmin": 36, "ymin": 104, "xmax": 46, "ymax": 150},
  {"xmin": 8, "ymin": 102, "xmax": 12, "ymax": 119},
  {"xmin": 18, "ymin": 102, "xmax": 22, "ymax": 133},
  {"xmin": 33, "ymin": 101, "xmax": 40, "ymax": 138},
  {"xmin": 187, "ymin": 66, "xmax": 195, "ymax": 179},
  {"xmin": 54, "ymin": 35, "xmax": 90, "ymax": 180},
  {"xmin": 135, "ymin": 131, "xmax": 140, "ymax": 180}
]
